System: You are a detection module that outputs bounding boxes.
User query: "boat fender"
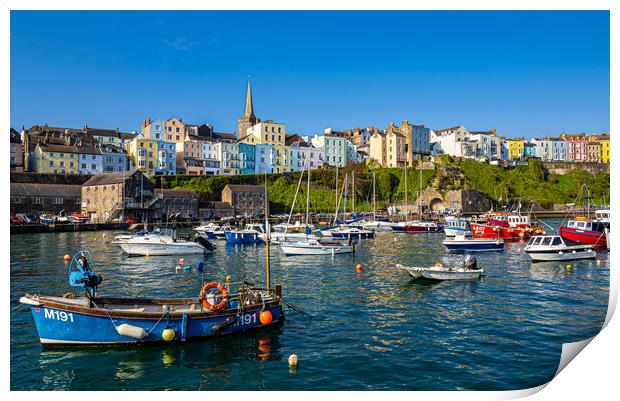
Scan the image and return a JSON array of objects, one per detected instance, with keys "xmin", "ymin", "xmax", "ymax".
[
  {"xmin": 211, "ymin": 315, "xmax": 237, "ymax": 332},
  {"xmin": 19, "ymin": 296, "xmax": 40, "ymax": 306},
  {"xmin": 116, "ymin": 323, "xmax": 148, "ymax": 339}
]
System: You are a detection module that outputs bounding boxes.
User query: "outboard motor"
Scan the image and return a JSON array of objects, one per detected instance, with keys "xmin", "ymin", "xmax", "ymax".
[
  {"xmin": 68, "ymin": 252, "xmax": 103, "ymax": 298},
  {"xmin": 464, "ymin": 255, "xmax": 479, "ymax": 270},
  {"xmin": 195, "ymin": 236, "xmax": 216, "ymax": 251}
]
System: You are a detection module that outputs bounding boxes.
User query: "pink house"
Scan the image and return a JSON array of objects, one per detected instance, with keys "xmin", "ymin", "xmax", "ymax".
[
  {"xmin": 10, "ymin": 128, "xmax": 24, "ymax": 172},
  {"xmin": 561, "ymin": 133, "xmax": 587, "ymax": 162}
]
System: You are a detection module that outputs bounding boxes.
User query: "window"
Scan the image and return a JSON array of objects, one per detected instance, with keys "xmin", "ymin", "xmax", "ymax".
[
  {"xmin": 32, "ymin": 197, "xmax": 43, "ymax": 205},
  {"xmin": 53, "ymin": 197, "xmax": 63, "ymax": 205},
  {"xmin": 11, "ymin": 146, "xmax": 16, "ymax": 153},
  {"xmin": 176, "ymin": 128, "xmax": 180, "ymax": 133},
  {"xmin": 60, "ymin": 153, "xmax": 64, "ymax": 157},
  {"xmin": 70, "ymin": 162, "xmax": 74, "ymax": 168},
  {"xmin": 91, "ymin": 164, "xmax": 96, "ymax": 169},
  {"xmin": 49, "ymin": 161, "xmax": 55, "ymax": 167},
  {"xmin": 176, "ymin": 135, "xmax": 180, "ymax": 141},
  {"xmin": 60, "ymin": 161, "xmax": 65, "ymax": 167},
  {"xmin": 11, "ymin": 196, "xmax": 21, "ymax": 204}
]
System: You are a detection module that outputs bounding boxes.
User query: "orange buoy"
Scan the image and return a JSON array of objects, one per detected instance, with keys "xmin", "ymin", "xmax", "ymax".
[
  {"xmin": 355, "ymin": 264, "xmax": 362, "ymax": 272},
  {"xmin": 259, "ymin": 310, "xmax": 273, "ymax": 325},
  {"xmin": 179, "ymin": 258, "xmax": 185, "ymax": 265},
  {"xmin": 63, "ymin": 254, "xmax": 71, "ymax": 263}
]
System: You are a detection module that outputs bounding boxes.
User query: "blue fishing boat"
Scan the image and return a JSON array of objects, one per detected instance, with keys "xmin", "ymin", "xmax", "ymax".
[
  {"xmin": 442, "ymin": 236, "xmax": 504, "ymax": 252},
  {"xmin": 225, "ymin": 224, "xmax": 266, "ymax": 245},
  {"xmin": 19, "ymin": 251, "xmax": 284, "ymax": 346}
]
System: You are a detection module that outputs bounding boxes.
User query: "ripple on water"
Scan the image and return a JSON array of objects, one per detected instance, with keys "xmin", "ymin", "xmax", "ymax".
[{"xmin": 10, "ymin": 222, "xmax": 609, "ymax": 390}]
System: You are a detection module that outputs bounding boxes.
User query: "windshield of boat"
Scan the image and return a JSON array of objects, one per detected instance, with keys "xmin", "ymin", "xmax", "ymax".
[
  {"xmin": 541, "ymin": 237, "xmax": 553, "ymax": 246},
  {"xmin": 551, "ymin": 237, "xmax": 562, "ymax": 246}
]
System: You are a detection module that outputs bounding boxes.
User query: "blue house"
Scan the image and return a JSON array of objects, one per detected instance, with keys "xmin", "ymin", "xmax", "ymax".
[
  {"xmin": 238, "ymin": 143, "xmax": 257, "ymax": 175},
  {"xmin": 155, "ymin": 141, "xmax": 177, "ymax": 175},
  {"xmin": 255, "ymin": 144, "xmax": 275, "ymax": 174}
]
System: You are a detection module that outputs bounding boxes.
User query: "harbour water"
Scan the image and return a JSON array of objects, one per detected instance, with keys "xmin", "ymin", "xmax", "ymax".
[{"xmin": 10, "ymin": 221, "xmax": 609, "ymax": 390}]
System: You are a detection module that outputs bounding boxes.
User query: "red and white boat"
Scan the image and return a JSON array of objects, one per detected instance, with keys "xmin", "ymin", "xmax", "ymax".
[
  {"xmin": 471, "ymin": 213, "xmax": 543, "ymax": 240},
  {"xmin": 559, "ymin": 210, "xmax": 609, "ymax": 248},
  {"xmin": 403, "ymin": 221, "xmax": 442, "ymax": 233}
]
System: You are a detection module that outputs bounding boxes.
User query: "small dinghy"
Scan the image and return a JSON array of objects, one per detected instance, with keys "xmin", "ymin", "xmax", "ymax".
[
  {"xmin": 525, "ymin": 235, "xmax": 596, "ymax": 262},
  {"xmin": 19, "ymin": 251, "xmax": 284, "ymax": 346},
  {"xmin": 443, "ymin": 235, "xmax": 504, "ymax": 252},
  {"xmin": 396, "ymin": 256, "xmax": 484, "ymax": 281}
]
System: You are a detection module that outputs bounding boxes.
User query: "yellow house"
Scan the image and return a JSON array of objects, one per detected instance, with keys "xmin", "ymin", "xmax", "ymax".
[
  {"xmin": 127, "ymin": 137, "xmax": 159, "ymax": 176},
  {"xmin": 275, "ymin": 145, "xmax": 291, "ymax": 173},
  {"xmin": 34, "ymin": 143, "xmax": 79, "ymax": 174},
  {"xmin": 243, "ymin": 120, "xmax": 286, "ymax": 146},
  {"xmin": 508, "ymin": 139, "xmax": 525, "ymax": 160},
  {"xmin": 600, "ymin": 139, "xmax": 610, "ymax": 163}
]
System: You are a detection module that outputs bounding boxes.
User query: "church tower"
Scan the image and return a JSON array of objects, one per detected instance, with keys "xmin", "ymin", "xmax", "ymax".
[{"xmin": 237, "ymin": 78, "xmax": 260, "ymax": 138}]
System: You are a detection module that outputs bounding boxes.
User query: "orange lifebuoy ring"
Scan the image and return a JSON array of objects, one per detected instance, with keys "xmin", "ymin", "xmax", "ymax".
[{"xmin": 199, "ymin": 281, "xmax": 229, "ymax": 311}]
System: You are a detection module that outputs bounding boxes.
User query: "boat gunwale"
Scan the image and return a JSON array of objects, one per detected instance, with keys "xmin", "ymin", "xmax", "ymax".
[{"xmin": 26, "ymin": 294, "xmax": 281, "ymax": 320}]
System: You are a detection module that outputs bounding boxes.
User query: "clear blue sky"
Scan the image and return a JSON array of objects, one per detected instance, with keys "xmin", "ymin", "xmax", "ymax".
[{"xmin": 10, "ymin": 10, "xmax": 610, "ymax": 138}]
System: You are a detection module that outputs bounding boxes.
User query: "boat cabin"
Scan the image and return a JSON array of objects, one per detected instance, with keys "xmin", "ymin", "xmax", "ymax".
[
  {"xmin": 565, "ymin": 218, "xmax": 607, "ymax": 232},
  {"xmin": 595, "ymin": 210, "xmax": 610, "ymax": 222},
  {"xmin": 446, "ymin": 219, "xmax": 468, "ymax": 229},
  {"xmin": 508, "ymin": 215, "xmax": 530, "ymax": 227},
  {"xmin": 527, "ymin": 235, "xmax": 565, "ymax": 248},
  {"xmin": 245, "ymin": 223, "xmax": 266, "ymax": 233}
]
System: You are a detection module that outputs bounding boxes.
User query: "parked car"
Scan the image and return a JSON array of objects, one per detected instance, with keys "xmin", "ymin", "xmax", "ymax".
[
  {"xmin": 10, "ymin": 216, "xmax": 25, "ymax": 224},
  {"xmin": 16, "ymin": 213, "xmax": 38, "ymax": 223},
  {"xmin": 68, "ymin": 213, "xmax": 89, "ymax": 223}
]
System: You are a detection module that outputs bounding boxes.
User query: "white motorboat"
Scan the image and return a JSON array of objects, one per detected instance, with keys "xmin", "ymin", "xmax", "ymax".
[
  {"xmin": 444, "ymin": 218, "xmax": 472, "ymax": 237},
  {"xmin": 396, "ymin": 256, "xmax": 484, "ymax": 281},
  {"xmin": 118, "ymin": 228, "xmax": 214, "ymax": 256},
  {"xmin": 525, "ymin": 235, "xmax": 596, "ymax": 262},
  {"xmin": 259, "ymin": 230, "xmax": 317, "ymax": 244},
  {"xmin": 279, "ymin": 239, "xmax": 355, "ymax": 256}
]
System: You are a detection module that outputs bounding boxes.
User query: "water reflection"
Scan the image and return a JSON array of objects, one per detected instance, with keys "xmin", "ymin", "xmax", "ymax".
[{"xmin": 11, "ymin": 221, "xmax": 609, "ymax": 390}]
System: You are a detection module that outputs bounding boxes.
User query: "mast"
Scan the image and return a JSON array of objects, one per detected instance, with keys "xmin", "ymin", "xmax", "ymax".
[
  {"xmin": 404, "ymin": 162, "xmax": 408, "ymax": 217},
  {"xmin": 372, "ymin": 171, "xmax": 376, "ymax": 222},
  {"xmin": 418, "ymin": 169, "xmax": 422, "ymax": 218},
  {"xmin": 264, "ymin": 171, "xmax": 271, "ymax": 294},
  {"xmin": 335, "ymin": 165, "xmax": 339, "ymax": 217},
  {"xmin": 352, "ymin": 170, "xmax": 355, "ymax": 214},
  {"xmin": 583, "ymin": 175, "xmax": 587, "ymax": 218},
  {"xmin": 306, "ymin": 166, "xmax": 310, "ymax": 226}
]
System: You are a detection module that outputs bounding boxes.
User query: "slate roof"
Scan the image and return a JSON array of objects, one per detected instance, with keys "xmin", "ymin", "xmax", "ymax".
[
  {"xmin": 224, "ymin": 184, "xmax": 266, "ymax": 193},
  {"xmin": 155, "ymin": 188, "xmax": 198, "ymax": 198},
  {"xmin": 11, "ymin": 183, "xmax": 82, "ymax": 197},
  {"xmin": 82, "ymin": 170, "xmax": 139, "ymax": 186}
]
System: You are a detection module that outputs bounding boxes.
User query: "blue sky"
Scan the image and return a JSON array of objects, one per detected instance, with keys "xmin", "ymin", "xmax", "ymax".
[{"xmin": 10, "ymin": 10, "xmax": 609, "ymax": 138}]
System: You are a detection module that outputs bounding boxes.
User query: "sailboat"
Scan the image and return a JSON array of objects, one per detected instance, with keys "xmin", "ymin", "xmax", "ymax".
[
  {"xmin": 280, "ymin": 167, "xmax": 355, "ymax": 256},
  {"xmin": 403, "ymin": 169, "xmax": 442, "ymax": 233},
  {"xmin": 321, "ymin": 172, "xmax": 375, "ymax": 239},
  {"xmin": 363, "ymin": 171, "xmax": 396, "ymax": 232}
]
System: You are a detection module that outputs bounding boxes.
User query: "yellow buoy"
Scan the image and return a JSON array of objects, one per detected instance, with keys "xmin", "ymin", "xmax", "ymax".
[
  {"xmin": 566, "ymin": 265, "xmax": 572, "ymax": 270},
  {"xmin": 162, "ymin": 327, "xmax": 175, "ymax": 341},
  {"xmin": 226, "ymin": 275, "xmax": 231, "ymax": 283},
  {"xmin": 288, "ymin": 354, "xmax": 299, "ymax": 367}
]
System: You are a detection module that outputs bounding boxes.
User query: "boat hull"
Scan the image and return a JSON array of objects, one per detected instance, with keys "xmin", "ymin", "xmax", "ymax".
[
  {"xmin": 443, "ymin": 240, "xmax": 504, "ymax": 252},
  {"xmin": 559, "ymin": 226, "xmax": 607, "ymax": 247},
  {"xmin": 421, "ymin": 270, "xmax": 484, "ymax": 280},
  {"xmin": 224, "ymin": 232, "xmax": 264, "ymax": 245},
  {"xmin": 27, "ymin": 299, "xmax": 283, "ymax": 346},
  {"xmin": 526, "ymin": 248, "xmax": 596, "ymax": 262},
  {"xmin": 471, "ymin": 223, "xmax": 540, "ymax": 240},
  {"xmin": 279, "ymin": 244, "xmax": 354, "ymax": 256},
  {"xmin": 120, "ymin": 242, "xmax": 207, "ymax": 256},
  {"xmin": 404, "ymin": 224, "xmax": 442, "ymax": 233}
]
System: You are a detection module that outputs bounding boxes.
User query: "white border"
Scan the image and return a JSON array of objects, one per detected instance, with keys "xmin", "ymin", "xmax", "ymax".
[{"xmin": 2, "ymin": 1, "xmax": 617, "ymax": 399}]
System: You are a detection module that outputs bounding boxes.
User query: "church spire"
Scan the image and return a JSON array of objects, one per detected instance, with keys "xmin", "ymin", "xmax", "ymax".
[{"xmin": 244, "ymin": 78, "xmax": 255, "ymax": 119}]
